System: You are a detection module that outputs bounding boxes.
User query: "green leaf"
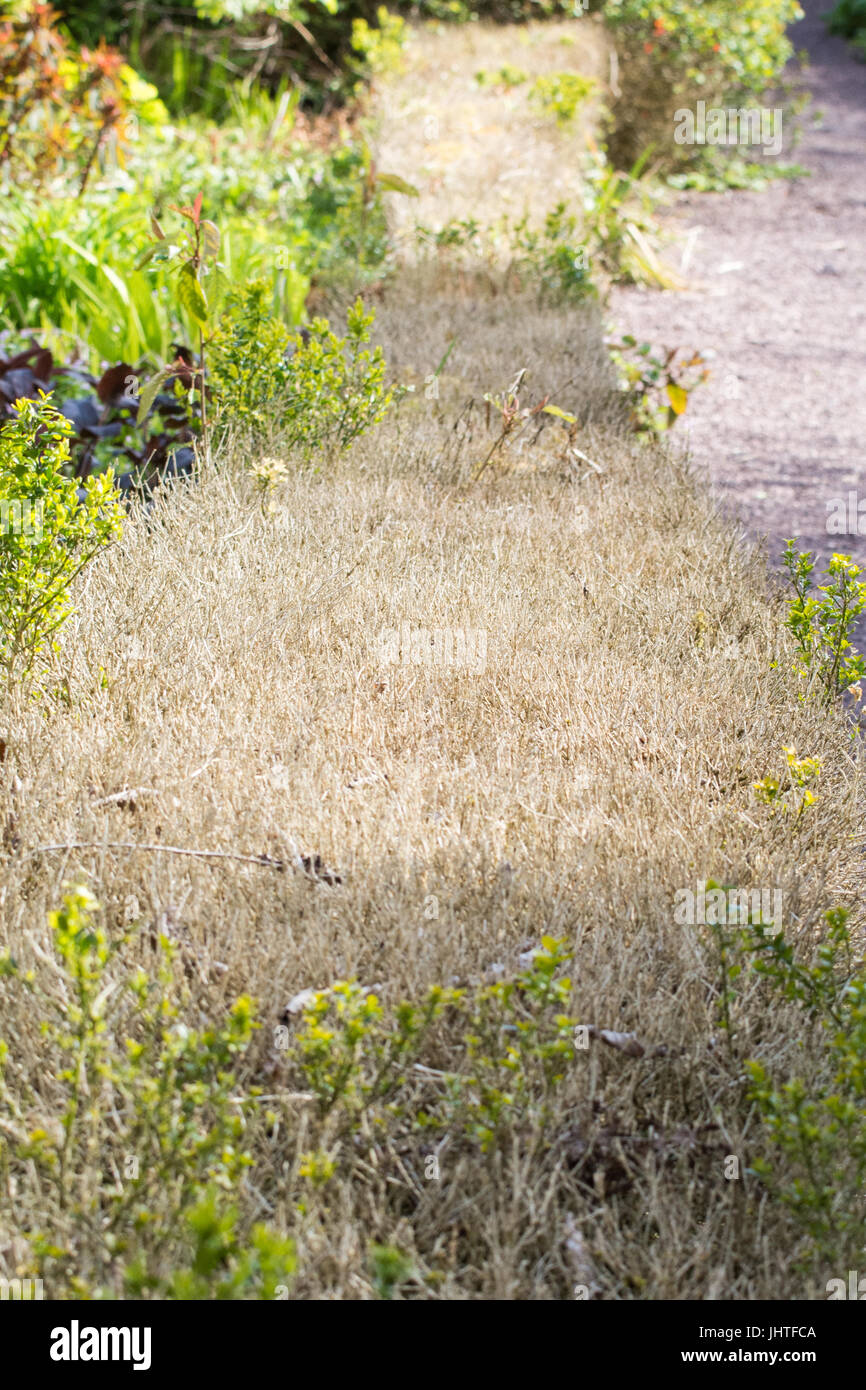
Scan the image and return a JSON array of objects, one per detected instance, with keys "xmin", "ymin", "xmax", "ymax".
[
  {"xmin": 136, "ymin": 367, "xmax": 172, "ymax": 426},
  {"xmin": 177, "ymin": 261, "xmax": 209, "ymax": 329},
  {"xmin": 134, "ymin": 243, "xmax": 161, "ymax": 271},
  {"xmin": 376, "ymin": 173, "xmax": 420, "ymax": 197},
  {"xmin": 542, "ymin": 404, "xmax": 577, "ymax": 423}
]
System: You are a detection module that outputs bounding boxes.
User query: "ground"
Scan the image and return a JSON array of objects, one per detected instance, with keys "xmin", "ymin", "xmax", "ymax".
[{"xmin": 609, "ymin": 0, "xmax": 866, "ymax": 587}]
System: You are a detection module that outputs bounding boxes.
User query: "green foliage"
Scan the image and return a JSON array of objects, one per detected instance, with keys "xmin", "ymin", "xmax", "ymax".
[
  {"xmin": 824, "ymin": 0, "xmax": 866, "ymax": 46},
  {"xmin": 0, "ymin": 188, "xmax": 299, "ymax": 369},
  {"xmin": 59, "ymin": 3, "xmax": 588, "ymax": 117},
  {"xmin": 293, "ymin": 937, "xmax": 577, "ymax": 1153},
  {"xmin": 137, "ymin": 194, "xmax": 222, "ymax": 453},
  {"xmin": 0, "ymin": 121, "xmax": 393, "ymax": 368},
  {"xmin": 453, "ymin": 937, "xmax": 576, "ymax": 1151},
  {"xmin": 528, "ymin": 72, "xmax": 595, "ymax": 125},
  {"xmin": 0, "ymin": 395, "xmax": 121, "ymax": 680},
  {"xmin": 474, "ymin": 64, "xmax": 528, "ymax": 89},
  {"xmin": 506, "ymin": 203, "xmax": 594, "ymax": 304},
  {"xmin": 210, "ymin": 282, "xmax": 401, "ymax": 453},
  {"xmin": 753, "ymin": 744, "xmax": 822, "ymax": 819},
  {"xmin": 296, "ymin": 978, "xmax": 457, "ymax": 1119},
  {"xmin": 781, "ymin": 541, "xmax": 866, "ymax": 705},
  {"xmin": 369, "ymin": 1241, "xmax": 413, "ymax": 1299},
  {"xmin": 666, "ymin": 155, "xmax": 809, "ymax": 193},
  {"xmin": 718, "ymin": 905, "xmax": 866, "ymax": 1265},
  {"xmin": 0, "ymin": 887, "xmax": 581, "ymax": 1294},
  {"xmin": 0, "ymin": 883, "xmax": 295, "ymax": 1299},
  {"xmin": 601, "ymin": 0, "xmax": 803, "ymax": 170},
  {"xmin": 125, "ymin": 1193, "xmax": 297, "ymax": 1299},
  {"xmin": 579, "ymin": 149, "xmax": 675, "ymax": 288},
  {"xmin": 351, "ymin": 6, "xmax": 408, "ymax": 81},
  {"xmin": 0, "ymin": 4, "xmax": 166, "ymax": 193},
  {"xmin": 607, "ymin": 334, "xmax": 708, "ymax": 432},
  {"xmin": 419, "ymin": 152, "xmax": 672, "ymax": 295}
]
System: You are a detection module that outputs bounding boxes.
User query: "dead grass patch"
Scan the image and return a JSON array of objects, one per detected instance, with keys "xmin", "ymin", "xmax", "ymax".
[{"xmin": 0, "ymin": 268, "xmax": 863, "ymax": 1298}]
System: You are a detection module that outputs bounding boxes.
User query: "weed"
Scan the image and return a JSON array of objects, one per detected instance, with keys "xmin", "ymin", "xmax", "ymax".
[
  {"xmin": 607, "ymin": 333, "xmax": 708, "ymax": 432},
  {"xmin": 781, "ymin": 542, "xmax": 866, "ymax": 705},
  {"xmin": 0, "ymin": 884, "xmax": 294, "ymax": 1298},
  {"xmin": 475, "ymin": 65, "xmax": 528, "ymax": 89},
  {"xmin": 716, "ymin": 904, "xmax": 866, "ymax": 1267},
  {"xmin": 753, "ymin": 744, "xmax": 822, "ymax": 819},
  {"xmin": 529, "ymin": 72, "xmax": 595, "ymax": 125}
]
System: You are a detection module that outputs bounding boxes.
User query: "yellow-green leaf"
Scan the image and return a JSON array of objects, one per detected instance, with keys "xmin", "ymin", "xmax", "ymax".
[
  {"xmin": 542, "ymin": 404, "xmax": 577, "ymax": 423},
  {"xmin": 177, "ymin": 261, "xmax": 208, "ymax": 329},
  {"xmin": 200, "ymin": 220, "xmax": 220, "ymax": 262},
  {"xmin": 666, "ymin": 383, "xmax": 688, "ymax": 415},
  {"xmin": 376, "ymin": 173, "xmax": 420, "ymax": 197},
  {"xmin": 136, "ymin": 367, "xmax": 172, "ymax": 426}
]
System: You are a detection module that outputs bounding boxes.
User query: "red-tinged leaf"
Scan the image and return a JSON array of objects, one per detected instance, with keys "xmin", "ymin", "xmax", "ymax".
[
  {"xmin": 32, "ymin": 349, "xmax": 53, "ymax": 384},
  {"xmin": 192, "ymin": 192, "xmax": 203, "ymax": 226},
  {"xmin": 96, "ymin": 362, "xmax": 135, "ymax": 404}
]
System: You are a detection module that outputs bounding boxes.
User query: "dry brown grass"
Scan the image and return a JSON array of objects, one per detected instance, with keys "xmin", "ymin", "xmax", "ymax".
[
  {"xmin": 1, "ymin": 265, "xmax": 864, "ymax": 1299},
  {"xmin": 0, "ymin": 18, "xmax": 863, "ymax": 1303},
  {"xmin": 370, "ymin": 16, "xmax": 609, "ymax": 252}
]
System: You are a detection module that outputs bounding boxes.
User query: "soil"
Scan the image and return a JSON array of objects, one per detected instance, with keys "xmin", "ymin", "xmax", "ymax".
[{"xmin": 609, "ymin": 0, "xmax": 866, "ymax": 593}]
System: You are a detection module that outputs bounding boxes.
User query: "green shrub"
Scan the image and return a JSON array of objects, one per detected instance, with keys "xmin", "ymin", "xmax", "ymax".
[
  {"xmin": 602, "ymin": 0, "xmax": 803, "ymax": 170},
  {"xmin": 0, "ymin": 123, "xmax": 393, "ymax": 369},
  {"xmin": 0, "ymin": 884, "xmax": 295, "ymax": 1298},
  {"xmin": 824, "ymin": 0, "xmax": 866, "ymax": 39},
  {"xmin": 715, "ymin": 905, "xmax": 866, "ymax": 1267},
  {"xmin": 293, "ymin": 936, "xmax": 577, "ymax": 1153},
  {"xmin": 60, "ymin": 2, "xmax": 586, "ymax": 114},
  {"xmin": 528, "ymin": 72, "xmax": 595, "ymax": 125},
  {"xmin": 475, "ymin": 65, "xmax": 528, "ymax": 89},
  {"xmin": 0, "ymin": 886, "xmax": 581, "ymax": 1295},
  {"xmin": 210, "ymin": 281, "xmax": 401, "ymax": 453},
  {"xmin": 506, "ymin": 203, "xmax": 594, "ymax": 303},
  {"xmin": 781, "ymin": 542, "xmax": 866, "ymax": 705},
  {"xmin": 0, "ymin": 395, "xmax": 122, "ymax": 681}
]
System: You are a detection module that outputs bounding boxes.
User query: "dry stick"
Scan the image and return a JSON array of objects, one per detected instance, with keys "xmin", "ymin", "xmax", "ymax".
[{"xmin": 17, "ymin": 841, "xmax": 292, "ymax": 871}]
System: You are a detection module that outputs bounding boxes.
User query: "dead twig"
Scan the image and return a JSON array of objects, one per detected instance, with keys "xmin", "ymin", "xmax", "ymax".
[{"xmin": 17, "ymin": 841, "xmax": 292, "ymax": 871}]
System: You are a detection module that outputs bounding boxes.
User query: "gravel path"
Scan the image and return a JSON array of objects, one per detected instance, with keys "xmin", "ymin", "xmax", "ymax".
[{"xmin": 609, "ymin": 0, "xmax": 866, "ymax": 586}]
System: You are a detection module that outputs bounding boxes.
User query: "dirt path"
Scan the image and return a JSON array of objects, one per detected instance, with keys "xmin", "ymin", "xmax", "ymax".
[{"xmin": 609, "ymin": 0, "xmax": 866, "ymax": 583}]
